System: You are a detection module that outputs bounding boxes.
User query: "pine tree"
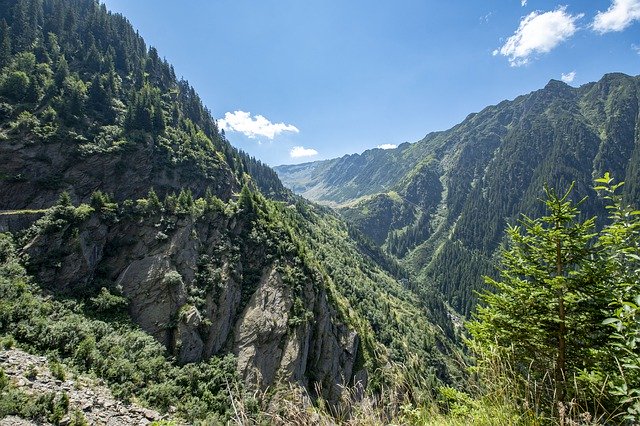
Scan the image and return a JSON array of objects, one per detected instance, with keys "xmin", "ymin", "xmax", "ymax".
[
  {"xmin": 468, "ymin": 183, "xmax": 603, "ymax": 413},
  {"xmin": 147, "ymin": 188, "xmax": 162, "ymax": 215},
  {"xmin": 54, "ymin": 55, "xmax": 69, "ymax": 86},
  {"xmin": 87, "ymin": 73, "xmax": 106, "ymax": 110},
  {"xmin": 0, "ymin": 19, "xmax": 11, "ymax": 68},
  {"xmin": 595, "ymin": 174, "xmax": 640, "ymax": 421}
]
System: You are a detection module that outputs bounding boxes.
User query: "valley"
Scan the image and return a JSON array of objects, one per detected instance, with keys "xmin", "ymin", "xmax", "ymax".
[{"xmin": 0, "ymin": 0, "xmax": 639, "ymax": 424}]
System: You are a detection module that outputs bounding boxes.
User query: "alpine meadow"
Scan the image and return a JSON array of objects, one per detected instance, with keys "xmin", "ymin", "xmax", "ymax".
[{"xmin": 0, "ymin": 0, "xmax": 639, "ymax": 425}]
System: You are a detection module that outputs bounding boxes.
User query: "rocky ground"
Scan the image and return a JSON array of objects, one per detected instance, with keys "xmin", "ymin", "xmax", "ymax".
[{"xmin": 0, "ymin": 349, "xmax": 175, "ymax": 426}]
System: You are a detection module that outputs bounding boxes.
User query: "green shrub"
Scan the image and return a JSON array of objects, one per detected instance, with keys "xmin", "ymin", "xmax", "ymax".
[
  {"xmin": 49, "ymin": 359, "xmax": 66, "ymax": 381},
  {"xmin": 90, "ymin": 287, "xmax": 128, "ymax": 313}
]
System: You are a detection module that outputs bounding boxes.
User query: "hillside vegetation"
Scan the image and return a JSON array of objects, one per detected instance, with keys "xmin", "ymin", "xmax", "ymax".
[
  {"xmin": 0, "ymin": 0, "xmax": 463, "ymax": 423},
  {"xmin": 1, "ymin": 0, "xmax": 639, "ymax": 424},
  {"xmin": 276, "ymin": 74, "xmax": 640, "ymax": 316}
]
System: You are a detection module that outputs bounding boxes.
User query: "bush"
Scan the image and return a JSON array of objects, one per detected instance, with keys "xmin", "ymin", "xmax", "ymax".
[
  {"xmin": 0, "ymin": 70, "xmax": 30, "ymax": 101},
  {"xmin": 49, "ymin": 359, "xmax": 66, "ymax": 381},
  {"xmin": 90, "ymin": 287, "xmax": 128, "ymax": 313},
  {"xmin": 13, "ymin": 110, "xmax": 40, "ymax": 132}
]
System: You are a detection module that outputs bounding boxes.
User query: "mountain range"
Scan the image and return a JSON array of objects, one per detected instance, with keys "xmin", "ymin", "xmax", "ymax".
[
  {"xmin": 276, "ymin": 73, "xmax": 640, "ymax": 315},
  {"xmin": 0, "ymin": 0, "xmax": 638, "ymax": 423},
  {"xmin": 0, "ymin": 0, "xmax": 460, "ymax": 421}
]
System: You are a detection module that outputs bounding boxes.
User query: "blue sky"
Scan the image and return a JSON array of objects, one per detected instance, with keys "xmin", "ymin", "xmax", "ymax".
[{"xmin": 101, "ymin": 0, "xmax": 640, "ymax": 166}]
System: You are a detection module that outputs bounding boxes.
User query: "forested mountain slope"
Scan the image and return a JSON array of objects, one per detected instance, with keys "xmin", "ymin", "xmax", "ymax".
[
  {"xmin": 276, "ymin": 74, "xmax": 640, "ymax": 315},
  {"xmin": 0, "ymin": 0, "xmax": 287, "ymax": 208},
  {"xmin": 0, "ymin": 0, "xmax": 462, "ymax": 422}
]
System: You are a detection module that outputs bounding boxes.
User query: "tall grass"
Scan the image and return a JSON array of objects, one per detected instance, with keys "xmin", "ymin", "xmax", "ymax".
[{"xmin": 225, "ymin": 346, "xmax": 622, "ymax": 425}]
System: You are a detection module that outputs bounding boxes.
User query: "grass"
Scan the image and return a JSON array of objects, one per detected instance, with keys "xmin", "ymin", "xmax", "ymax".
[{"xmin": 222, "ymin": 343, "xmax": 624, "ymax": 425}]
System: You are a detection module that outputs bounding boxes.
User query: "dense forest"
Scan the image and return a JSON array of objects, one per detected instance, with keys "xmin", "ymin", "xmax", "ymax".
[
  {"xmin": 276, "ymin": 73, "xmax": 640, "ymax": 317},
  {"xmin": 0, "ymin": 0, "xmax": 639, "ymax": 425},
  {"xmin": 0, "ymin": 0, "xmax": 464, "ymax": 424},
  {"xmin": 0, "ymin": 0, "xmax": 286, "ymax": 208}
]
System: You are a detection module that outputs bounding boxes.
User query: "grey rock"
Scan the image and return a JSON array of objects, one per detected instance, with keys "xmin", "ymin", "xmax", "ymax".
[
  {"xmin": 176, "ymin": 305, "xmax": 204, "ymax": 364},
  {"xmin": 234, "ymin": 266, "xmax": 292, "ymax": 387},
  {"xmin": 15, "ymin": 197, "xmax": 363, "ymax": 404},
  {"xmin": 0, "ymin": 349, "xmax": 171, "ymax": 426}
]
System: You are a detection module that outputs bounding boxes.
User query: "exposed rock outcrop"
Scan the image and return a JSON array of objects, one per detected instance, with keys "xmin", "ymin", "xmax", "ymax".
[
  {"xmin": 0, "ymin": 211, "xmax": 45, "ymax": 233},
  {"xmin": 0, "ymin": 137, "xmax": 237, "ymax": 210},
  {"xmin": 20, "ymin": 206, "xmax": 362, "ymax": 404}
]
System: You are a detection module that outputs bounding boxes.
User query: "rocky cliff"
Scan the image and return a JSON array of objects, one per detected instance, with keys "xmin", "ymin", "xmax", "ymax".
[{"xmin": 18, "ymin": 194, "xmax": 364, "ymax": 403}]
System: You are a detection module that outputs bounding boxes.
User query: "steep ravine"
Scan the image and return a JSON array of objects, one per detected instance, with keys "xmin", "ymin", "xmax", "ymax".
[{"xmin": 19, "ymin": 199, "xmax": 364, "ymax": 404}]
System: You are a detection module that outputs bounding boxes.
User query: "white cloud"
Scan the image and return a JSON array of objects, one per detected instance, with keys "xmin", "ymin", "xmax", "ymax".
[
  {"xmin": 377, "ymin": 144, "xmax": 397, "ymax": 150},
  {"xmin": 290, "ymin": 146, "xmax": 318, "ymax": 158},
  {"xmin": 521, "ymin": 0, "xmax": 528, "ymax": 6},
  {"xmin": 561, "ymin": 71, "xmax": 576, "ymax": 83},
  {"xmin": 496, "ymin": 7, "xmax": 582, "ymax": 66},
  {"xmin": 480, "ymin": 12, "xmax": 493, "ymax": 24},
  {"xmin": 633, "ymin": 43, "xmax": 640, "ymax": 54},
  {"xmin": 593, "ymin": 0, "xmax": 640, "ymax": 33},
  {"xmin": 218, "ymin": 111, "xmax": 299, "ymax": 140}
]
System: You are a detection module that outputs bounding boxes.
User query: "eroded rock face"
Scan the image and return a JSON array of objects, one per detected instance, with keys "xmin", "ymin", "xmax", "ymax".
[
  {"xmin": 234, "ymin": 267, "xmax": 294, "ymax": 387},
  {"xmin": 21, "ymin": 210, "xmax": 361, "ymax": 404},
  {"xmin": 232, "ymin": 265, "xmax": 361, "ymax": 402},
  {"xmin": 23, "ymin": 215, "xmax": 109, "ymax": 292},
  {"xmin": 0, "ymin": 138, "xmax": 237, "ymax": 210},
  {"xmin": 115, "ymin": 255, "xmax": 178, "ymax": 346},
  {"xmin": 204, "ymin": 261, "xmax": 241, "ymax": 357},
  {"xmin": 176, "ymin": 305, "xmax": 204, "ymax": 364}
]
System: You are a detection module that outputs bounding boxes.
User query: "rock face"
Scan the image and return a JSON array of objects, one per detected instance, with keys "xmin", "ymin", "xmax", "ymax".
[
  {"xmin": 0, "ymin": 212, "xmax": 46, "ymax": 233},
  {"xmin": 0, "ymin": 137, "xmax": 237, "ymax": 210},
  {"xmin": 20, "ymin": 207, "xmax": 362, "ymax": 404},
  {"xmin": 234, "ymin": 267, "xmax": 294, "ymax": 387},
  {"xmin": 0, "ymin": 349, "xmax": 171, "ymax": 426}
]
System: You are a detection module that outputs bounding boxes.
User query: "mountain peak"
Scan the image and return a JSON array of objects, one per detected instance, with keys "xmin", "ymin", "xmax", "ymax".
[{"xmin": 544, "ymin": 79, "xmax": 571, "ymax": 91}]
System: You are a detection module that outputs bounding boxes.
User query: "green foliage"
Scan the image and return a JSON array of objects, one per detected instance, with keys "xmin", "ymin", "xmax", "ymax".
[
  {"xmin": 469, "ymin": 175, "xmax": 640, "ymax": 422},
  {"xmin": 0, "ymin": 232, "xmax": 244, "ymax": 422},
  {"xmin": 0, "ymin": 19, "xmax": 11, "ymax": 68},
  {"xmin": 57, "ymin": 75, "xmax": 87, "ymax": 123},
  {"xmin": 69, "ymin": 409, "xmax": 89, "ymax": 426},
  {"xmin": 49, "ymin": 358, "xmax": 66, "ymax": 381},
  {"xmin": 277, "ymin": 74, "xmax": 640, "ymax": 324},
  {"xmin": 264, "ymin": 199, "xmax": 462, "ymax": 388},
  {"xmin": 0, "ymin": 70, "xmax": 30, "ymax": 101},
  {"xmin": 163, "ymin": 271, "xmax": 183, "ymax": 288},
  {"xmin": 594, "ymin": 173, "xmax": 640, "ymax": 422},
  {"xmin": 125, "ymin": 83, "xmax": 165, "ymax": 134},
  {"xmin": 0, "ymin": 381, "xmax": 70, "ymax": 425},
  {"xmin": 340, "ymin": 192, "xmax": 417, "ymax": 247},
  {"xmin": 13, "ymin": 110, "xmax": 39, "ymax": 132},
  {"xmin": 470, "ymin": 183, "xmax": 602, "ymax": 414},
  {"xmin": 0, "ymin": 0, "xmax": 290, "ymax": 210},
  {"xmin": 25, "ymin": 364, "xmax": 37, "ymax": 380},
  {"xmin": 90, "ymin": 287, "xmax": 128, "ymax": 313},
  {"xmin": 0, "ymin": 368, "xmax": 7, "ymax": 390}
]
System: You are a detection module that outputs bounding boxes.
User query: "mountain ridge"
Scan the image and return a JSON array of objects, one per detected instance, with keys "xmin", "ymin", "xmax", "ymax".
[
  {"xmin": 0, "ymin": 0, "xmax": 461, "ymax": 421},
  {"xmin": 276, "ymin": 72, "xmax": 640, "ymax": 315}
]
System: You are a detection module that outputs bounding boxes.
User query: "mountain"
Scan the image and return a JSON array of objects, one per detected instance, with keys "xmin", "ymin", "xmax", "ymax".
[
  {"xmin": 276, "ymin": 73, "xmax": 640, "ymax": 316},
  {"xmin": 0, "ymin": 0, "xmax": 461, "ymax": 422},
  {"xmin": 0, "ymin": 0, "xmax": 287, "ymax": 209}
]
